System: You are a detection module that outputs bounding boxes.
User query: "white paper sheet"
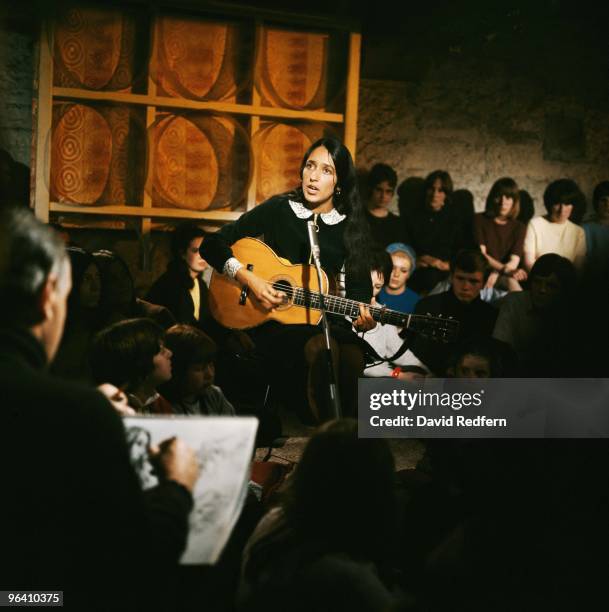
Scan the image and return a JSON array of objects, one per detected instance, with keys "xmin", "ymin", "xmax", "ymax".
[{"xmin": 123, "ymin": 415, "xmax": 258, "ymax": 564}]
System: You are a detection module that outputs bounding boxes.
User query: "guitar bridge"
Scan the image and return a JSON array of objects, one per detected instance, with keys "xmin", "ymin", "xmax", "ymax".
[{"xmin": 239, "ymin": 263, "xmax": 254, "ymax": 305}]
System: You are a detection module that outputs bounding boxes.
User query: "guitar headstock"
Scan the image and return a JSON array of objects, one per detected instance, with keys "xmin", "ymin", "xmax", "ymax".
[{"xmin": 408, "ymin": 314, "xmax": 460, "ymax": 343}]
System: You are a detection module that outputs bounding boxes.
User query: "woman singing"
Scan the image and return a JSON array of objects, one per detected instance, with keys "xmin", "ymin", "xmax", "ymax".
[{"xmin": 200, "ymin": 137, "xmax": 376, "ymax": 421}]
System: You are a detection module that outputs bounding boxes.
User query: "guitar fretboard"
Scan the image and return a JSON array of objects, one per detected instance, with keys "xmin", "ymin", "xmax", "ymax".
[{"xmin": 277, "ymin": 284, "xmax": 410, "ymax": 327}]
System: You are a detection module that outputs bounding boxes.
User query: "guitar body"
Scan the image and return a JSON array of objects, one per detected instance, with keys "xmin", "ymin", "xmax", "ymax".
[{"xmin": 208, "ymin": 237, "xmax": 329, "ymax": 329}]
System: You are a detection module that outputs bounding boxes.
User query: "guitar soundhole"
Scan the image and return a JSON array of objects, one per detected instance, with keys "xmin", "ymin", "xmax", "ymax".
[{"xmin": 271, "ymin": 276, "xmax": 293, "ymax": 311}]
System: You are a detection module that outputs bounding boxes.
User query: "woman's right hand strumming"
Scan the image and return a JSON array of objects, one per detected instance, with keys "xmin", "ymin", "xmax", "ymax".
[{"xmin": 235, "ymin": 267, "xmax": 285, "ymax": 311}]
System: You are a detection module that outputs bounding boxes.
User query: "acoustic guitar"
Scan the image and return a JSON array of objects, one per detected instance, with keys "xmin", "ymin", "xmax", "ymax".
[{"xmin": 208, "ymin": 238, "xmax": 459, "ymax": 342}]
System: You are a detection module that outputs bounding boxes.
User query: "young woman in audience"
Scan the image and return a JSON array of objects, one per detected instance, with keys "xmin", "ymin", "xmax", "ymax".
[
  {"xmin": 405, "ymin": 170, "xmax": 465, "ymax": 294},
  {"xmin": 146, "ymin": 222, "xmax": 210, "ymax": 327},
  {"xmin": 377, "ymin": 242, "xmax": 420, "ymax": 313},
  {"xmin": 523, "ymin": 178, "xmax": 586, "ymax": 272},
  {"xmin": 362, "ymin": 248, "xmax": 428, "ymax": 380},
  {"xmin": 90, "ymin": 318, "xmax": 174, "ymax": 413},
  {"xmin": 238, "ymin": 419, "xmax": 399, "ymax": 611},
  {"xmin": 200, "ymin": 137, "xmax": 376, "ymax": 421},
  {"xmin": 52, "ymin": 246, "xmax": 102, "ymax": 381},
  {"xmin": 474, "ymin": 177, "xmax": 527, "ymax": 291},
  {"xmin": 160, "ymin": 324, "xmax": 235, "ymax": 416},
  {"xmin": 93, "ymin": 249, "xmax": 175, "ymax": 330},
  {"xmin": 364, "ymin": 162, "xmax": 403, "ymax": 248}
]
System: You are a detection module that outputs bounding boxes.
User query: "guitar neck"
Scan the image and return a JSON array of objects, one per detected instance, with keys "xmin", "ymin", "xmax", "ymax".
[{"xmin": 290, "ymin": 286, "xmax": 410, "ymax": 328}]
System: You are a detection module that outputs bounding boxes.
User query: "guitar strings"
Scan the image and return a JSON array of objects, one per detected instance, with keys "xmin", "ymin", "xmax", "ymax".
[
  {"xmin": 270, "ymin": 282, "xmax": 392, "ymax": 319},
  {"xmin": 265, "ymin": 280, "xmax": 457, "ymax": 338}
]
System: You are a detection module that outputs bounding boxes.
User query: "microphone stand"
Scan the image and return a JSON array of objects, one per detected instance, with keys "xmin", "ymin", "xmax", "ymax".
[{"xmin": 307, "ymin": 220, "xmax": 341, "ymax": 420}]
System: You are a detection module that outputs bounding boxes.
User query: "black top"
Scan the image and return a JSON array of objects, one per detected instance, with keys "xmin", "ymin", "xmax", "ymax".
[
  {"xmin": 404, "ymin": 205, "xmax": 464, "ymax": 261},
  {"xmin": 0, "ymin": 327, "xmax": 192, "ymax": 608},
  {"xmin": 410, "ymin": 290, "xmax": 498, "ymax": 375},
  {"xmin": 146, "ymin": 260, "xmax": 212, "ymax": 326},
  {"xmin": 365, "ymin": 209, "xmax": 404, "ymax": 249},
  {"xmin": 200, "ymin": 195, "xmax": 372, "ymax": 303}
]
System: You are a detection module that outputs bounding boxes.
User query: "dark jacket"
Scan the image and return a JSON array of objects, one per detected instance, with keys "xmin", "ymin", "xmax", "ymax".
[
  {"xmin": 404, "ymin": 204, "xmax": 465, "ymax": 261},
  {"xmin": 146, "ymin": 260, "xmax": 229, "ymax": 342},
  {"xmin": 365, "ymin": 210, "xmax": 404, "ymax": 249},
  {"xmin": 147, "ymin": 259, "xmax": 210, "ymax": 328},
  {"xmin": 0, "ymin": 328, "xmax": 192, "ymax": 610},
  {"xmin": 410, "ymin": 290, "xmax": 498, "ymax": 375}
]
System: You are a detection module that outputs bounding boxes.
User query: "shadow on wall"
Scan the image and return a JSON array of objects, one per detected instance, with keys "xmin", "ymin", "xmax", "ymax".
[
  {"xmin": 397, "ymin": 177, "xmax": 425, "ymax": 219},
  {"xmin": 518, "ymin": 190, "xmax": 535, "ymax": 225},
  {"xmin": 0, "ymin": 149, "xmax": 30, "ymax": 208}
]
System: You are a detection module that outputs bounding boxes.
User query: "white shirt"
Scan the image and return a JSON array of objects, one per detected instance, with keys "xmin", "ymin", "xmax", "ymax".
[{"xmin": 524, "ymin": 216, "xmax": 586, "ymax": 270}]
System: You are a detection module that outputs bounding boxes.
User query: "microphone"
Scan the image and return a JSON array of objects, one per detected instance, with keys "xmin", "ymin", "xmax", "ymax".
[{"xmin": 307, "ymin": 220, "xmax": 321, "ymax": 263}]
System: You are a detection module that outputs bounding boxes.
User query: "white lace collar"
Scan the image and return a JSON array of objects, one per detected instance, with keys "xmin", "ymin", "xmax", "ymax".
[{"xmin": 288, "ymin": 200, "xmax": 346, "ymax": 225}]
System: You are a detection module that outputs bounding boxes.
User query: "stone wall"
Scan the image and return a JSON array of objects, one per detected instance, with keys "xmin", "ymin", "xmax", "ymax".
[
  {"xmin": 356, "ymin": 65, "xmax": 609, "ymax": 217},
  {"xmin": 355, "ymin": 4, "xmax": 609, "ymax": 216},
  {"xmin": 0, "ymin": 28, "xmax": 34, "ymax": 166}
]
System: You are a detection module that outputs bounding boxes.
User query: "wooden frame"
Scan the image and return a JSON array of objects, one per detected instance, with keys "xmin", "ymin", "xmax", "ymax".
[{"xmin": 31, "ymin": 4, "xmax": 362, "ymax": 234}]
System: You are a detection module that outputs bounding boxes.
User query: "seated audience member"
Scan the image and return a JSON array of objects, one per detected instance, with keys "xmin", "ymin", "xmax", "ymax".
[
  {"xmin": 523, "ymin": 179, "xmax": 586, "ymax": 272},
  {"xmin": 161, "ymin": 324, "xmax": 235, "ymax": 415},
  {"xmin": 146, "ymin": 222, "xmax": 257, "ymax": 408},
  {"xmin": 583, "ymin": 180, "xmax": 609, "ymax": 283},
  {"xmin": 238, "ymin": 419, "xmax": 399, "ymax": 611},
  {"xmin": 0, "ymin": 207, "xmax": 198, "ymax": 609},
  {"xmin": 51, "ymin": 246, "xmax": 103, "ymax": 381},
  {"xmin": 146, "ymin": 222, "xmax": 212, "ymax": 327},
  {"xmin": 406, "ymin": 170, "xmax": 466, "ymax": 294},
  {"xmin": 446, "ymin": 336, "xmax": 514, "ymax": 378},
  {"xmin": 493, "ymin": 253, "xmax": 577, "ymax": 376},
  {"xmin": 362, "ymin": 249, "xmax": 428, "ymax": 380},
  {"xmin": 94, "ymin": 249, "xmax": 175, "ymax": 330},
  {"xmin": 364, "ymin": 163, "xmax": 403, "ymax": 248},
  {"xmin": 377, "ymin": 242, "xmax": 420, "ymax": 314},
  {"xmin": 408, "ymin": 249, "xmax": 498, "ymax": 376},
  {"xmin": 474, "ymin": 177, "xmax": 527, "ymax": 291},
  {"xmin": 90, "ymin": 318, "xmax": 175, "ymax": 413}
]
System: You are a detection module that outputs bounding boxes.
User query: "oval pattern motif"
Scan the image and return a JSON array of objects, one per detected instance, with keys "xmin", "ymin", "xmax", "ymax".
[
  {"xmin": 260, "ymin": 29, "xmax": 327, "ymax": 110},
  {"xmin": 153, "ymin": 115, "xmax": 220, "ymax": 210},
  {"xmin": 157, "ymin": 17, "xmax": 228, "ymax": 99},
  {"xmin": 51, "ymin": 104, "xmax": 113, "ymax": 204},
  {"xmin": 54, "ymin": 7, "xmax": 123, "ymax": 90},
  {"xmin": 256, "ymin": 123, "xmax": 313, "ymax": 203}
]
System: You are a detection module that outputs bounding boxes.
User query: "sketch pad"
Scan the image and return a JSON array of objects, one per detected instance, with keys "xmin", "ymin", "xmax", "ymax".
[{"xmin": 123, "ymin": 415, "xmax": 259, "ymax": 565}]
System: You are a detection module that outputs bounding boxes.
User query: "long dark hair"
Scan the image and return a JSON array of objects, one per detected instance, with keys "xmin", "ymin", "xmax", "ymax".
[
  {"xmin": 292, "ymin": 137, "xmax": 374, "ymax": 278},
  {"xmin": 65, "ymin": 246, "xmax": 97, "ymax": 314},
  {"xmin": 168, "ymin": 221, "xmax": 207, "ymax": 290},
  {"xmin": 424, "ymin": 169, "xmax": 453, "ymax": 208},
  {"xmin": 90, "ymin": 317, "xmax": 165, "ymax": 390},
  {"xmin": 543, "ymin": 178, "xmax": 586, "ymax": 223},
  {"xmin": 92, "ymin": 249, "xmax": 136, "ymax": 321}
]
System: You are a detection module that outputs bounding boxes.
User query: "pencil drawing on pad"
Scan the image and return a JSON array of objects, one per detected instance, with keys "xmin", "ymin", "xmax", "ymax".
[{"xmin": 124, "ymin": 416, "xmax": 258, "ymax": 564}]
